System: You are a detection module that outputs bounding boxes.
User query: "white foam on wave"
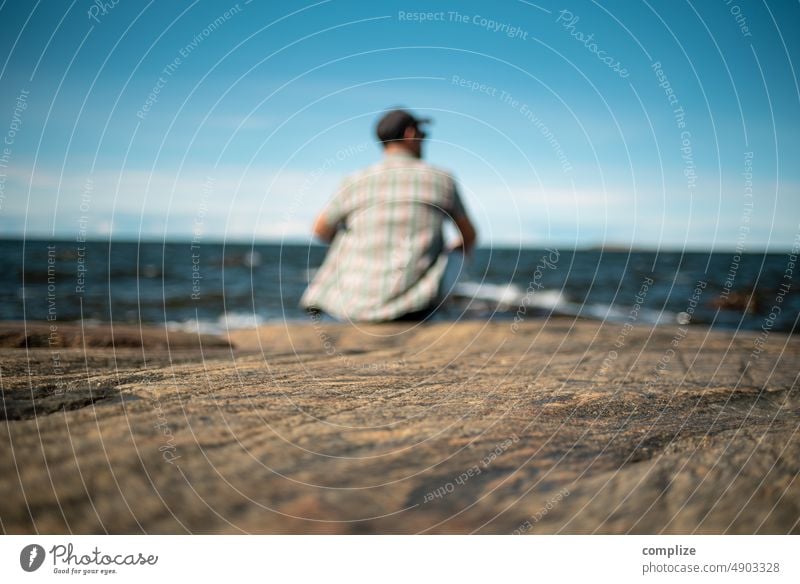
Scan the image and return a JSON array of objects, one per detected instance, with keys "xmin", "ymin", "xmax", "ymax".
[
  {"xmin": 452, "ymin": 281, "xmax": 525, "ymax": 307},
  {"xmin": 578, "ymin": 302, "xmax": 676, "ymax": 325},
  {"xmin": 167, "ymin": 311, "xmax": 264, "ymax": 335},
  {"xmin": 449, "ymin": 280, "xmax": 681, "ymax": 324},
  {"xmin": 451, "ymin": 281, "xmax": 566, "ymax": 310}
]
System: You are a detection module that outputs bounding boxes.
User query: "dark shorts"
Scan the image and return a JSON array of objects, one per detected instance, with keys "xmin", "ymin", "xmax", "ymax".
[
  {"xmin": 391, "ymin": 304, "xmax": 438, "ymax": 322},
  {"xmin": 305, "ymin": 305, "xmax": 437, "ymax": 323}
]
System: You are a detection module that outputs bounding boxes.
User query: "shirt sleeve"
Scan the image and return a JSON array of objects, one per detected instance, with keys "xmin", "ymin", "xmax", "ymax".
[
  {"xmin": 320, "ymin": 178, "xmax": 351, "ymax": 227},
  {"xmin": 447, "ymin": 176, "xmax": 468, "ymax": 220}
]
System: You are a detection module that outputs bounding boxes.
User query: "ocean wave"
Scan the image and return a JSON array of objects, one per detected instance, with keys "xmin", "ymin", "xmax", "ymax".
[{"xmin": 450, "ymin": 280, "xmax": 679, "ymax": 325}]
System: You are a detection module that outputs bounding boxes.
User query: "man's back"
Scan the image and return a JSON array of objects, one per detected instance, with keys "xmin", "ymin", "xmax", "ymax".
[{"xmin": 300, "ymin": 150, "xmax": 466, "ymax": 322}]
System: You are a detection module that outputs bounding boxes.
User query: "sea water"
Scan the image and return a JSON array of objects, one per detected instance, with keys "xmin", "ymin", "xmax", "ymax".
[{"xmin": 1, "ymin": 239, "xmax": 796, "ymax": 333}]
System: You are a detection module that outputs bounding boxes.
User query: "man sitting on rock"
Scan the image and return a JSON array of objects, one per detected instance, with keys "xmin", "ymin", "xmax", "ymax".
[{"xmin": 301, "ymin": 108, "xmax": 476, "ymax": 322}]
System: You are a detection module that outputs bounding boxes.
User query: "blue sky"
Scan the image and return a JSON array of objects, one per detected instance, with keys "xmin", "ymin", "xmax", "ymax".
[{"xmin": 0, "ymin": 0, "xmax": 798, "ymax": 250}]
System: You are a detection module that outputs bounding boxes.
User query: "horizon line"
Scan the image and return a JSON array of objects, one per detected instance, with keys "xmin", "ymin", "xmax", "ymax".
[{"xmin": 1, "ymin": 236, "xmax": 794, "ymax": 255}]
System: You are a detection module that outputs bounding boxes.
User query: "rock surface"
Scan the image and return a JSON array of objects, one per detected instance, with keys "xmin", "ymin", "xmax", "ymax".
[{"xmin": 1, "ymin": 318, "xmax": 797, "ymax": 533}]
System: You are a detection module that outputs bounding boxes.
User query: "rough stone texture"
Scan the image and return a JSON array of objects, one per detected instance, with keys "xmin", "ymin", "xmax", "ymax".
[{"xmin": 1, "ymin": 319, "xmax": 797, "ymax": 534}]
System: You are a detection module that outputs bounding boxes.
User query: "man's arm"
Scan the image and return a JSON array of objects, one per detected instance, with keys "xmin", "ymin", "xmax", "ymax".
[
  {"xmin": 312, "ymin": 178, "xmax": 350, "ymax": 244},
  {"xmin": 450, "ymin": 212, "xmax": 477, "ymax": 254},
  {"xmin": 312, "ymin": 212, "xmax": 337, "ymax": 244}
]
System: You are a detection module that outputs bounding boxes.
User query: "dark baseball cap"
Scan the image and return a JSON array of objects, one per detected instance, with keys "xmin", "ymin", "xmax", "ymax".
[{"xmin": 375, "ymin": 108, "xmax": 431, "ymax": 143}]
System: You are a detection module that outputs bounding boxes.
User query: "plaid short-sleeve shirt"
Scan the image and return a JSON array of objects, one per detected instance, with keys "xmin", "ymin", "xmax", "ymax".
[{"xmin": 300, "ymin": 151, "xmax": 467, "ymax": 322}]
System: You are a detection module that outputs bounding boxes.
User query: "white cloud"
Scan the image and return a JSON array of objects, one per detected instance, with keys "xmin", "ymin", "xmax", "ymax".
[
  {"xmin": 3, "ymin": 162, "xmax": 797, "ymax": 250},
  {"xmin": 1, "ymin": 163, "xmax": 342, "ymax": 239}
]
